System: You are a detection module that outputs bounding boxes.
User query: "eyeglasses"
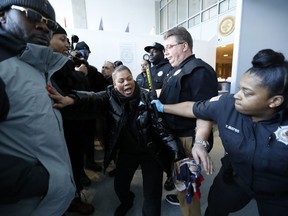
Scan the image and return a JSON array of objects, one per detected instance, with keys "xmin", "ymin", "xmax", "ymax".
[
  {"xmin": 11, "ymin": 5, "xmax": 58, "ymax": 31},
  {"xmin": 164, "ymin": 42, "xmax": 184, "ymax": 52}
]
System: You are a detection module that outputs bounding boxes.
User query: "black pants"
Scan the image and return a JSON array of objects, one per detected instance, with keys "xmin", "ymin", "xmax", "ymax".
[
  {"xmin": 114, "ymin": 152, "xmax": 163, "ymax": 216},
  {"xmin": 83, "ymin": 119, "xmax": 97, "ymax": 163},
  {"xmin": 63, "ymin": 119, "xmax": 86, "ymax": 193},
  {"xmin": 205, "ymin": 166, "xmax": 288, "ymax": 216}
]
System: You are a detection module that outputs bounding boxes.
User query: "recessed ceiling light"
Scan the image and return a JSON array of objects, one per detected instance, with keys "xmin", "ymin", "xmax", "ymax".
[{"xmin": 223, "ymin": 54, "xmax": 228, "ymax": 57}]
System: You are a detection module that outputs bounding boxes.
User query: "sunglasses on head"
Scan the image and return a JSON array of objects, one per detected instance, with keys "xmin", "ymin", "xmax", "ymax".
[{"xmin": 10, "ymin": 5, "xmax": 58, "ymax": 31}]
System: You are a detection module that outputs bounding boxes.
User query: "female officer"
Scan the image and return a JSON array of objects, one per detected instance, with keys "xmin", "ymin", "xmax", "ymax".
[
  {"xmin": 152, "ymin": 49, "xmax": 288, "ymax": 216},
  {"xmin": 47, "ymin": 65, "xmax": 185, "ymax": 216}
]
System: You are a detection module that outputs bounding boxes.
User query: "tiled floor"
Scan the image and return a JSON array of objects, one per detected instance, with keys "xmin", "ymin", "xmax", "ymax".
[{"xmin": 67, "ymin": 129, "xmax": 258, "ymax": 216}]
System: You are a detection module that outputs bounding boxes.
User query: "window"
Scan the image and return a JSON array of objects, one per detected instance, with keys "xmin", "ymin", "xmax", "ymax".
[
  {"xmin": 202, "ymin": 0, "xmax": 217, "ymax": 10},
  {"xmin": 160, "ymin": 0, "xmax": 167, "ymax": 8},
  {"xmin": 188, "ymin": 14, "xmax": 200, "ymax": 28},
  {"xmin": 159, "ymin": 0, "xmax": 237, "ymax": 33},
  {"xmin": 219, "ymin": 0, "xmax": 237, "ymax": 13},
  {"xmin": 178, "ymin": 21, "xmax": 188, "ymax": 28},
  {"xmin": 178, "ymin": 0, "xmax": 188, "ymax": 23},
  {"xmin": 219, "ymin": 0, "xmax": 229, "ymax": 13},
  {"xmin": 229, "ymin": 0, "xmax": 237, "ymax": 9},
  {"xmin": 202, "ymin": 5, "xmax": 217, "ymax": 21},
  {"xmin": 168, "ymin": 0, "xmax": 177, "ymax": 28},
  {"xmin": 160, "ymin": 7, "xmax": 167, "ymax": 33},
  {"xmin": 189, "ymin": 0, "xmax": 201, "ymax": 17}
]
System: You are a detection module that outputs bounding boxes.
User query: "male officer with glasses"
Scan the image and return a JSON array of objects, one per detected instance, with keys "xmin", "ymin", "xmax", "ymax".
[
  {"xmin": 159, "ymin": 26, "xmax": 218, "ymax": 216},
  {"xmin": 0, "ymin": 0, "xmax": 75, "ymax": 215}
]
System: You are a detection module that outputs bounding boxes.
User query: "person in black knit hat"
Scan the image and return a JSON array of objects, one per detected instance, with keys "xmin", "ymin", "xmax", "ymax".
[
  {"xmin": 74, "ymin": 41, "xmax": 109, "ymax": 176},
  {"xmin": 0, "ymin": 0, "xmax": 75, "ymax": 215},
  {"xmin": 50, "ymin": 24, "xmax": 95, "ymax": 215},
  {"xmin": 0, "ymin": 0, "xmax": 56, "ymax": 21}
]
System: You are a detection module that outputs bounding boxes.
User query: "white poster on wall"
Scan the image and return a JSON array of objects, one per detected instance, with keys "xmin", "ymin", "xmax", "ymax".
[{"xmin": 119, "ymin": 43, "xmax": 137, "ymax": 75}]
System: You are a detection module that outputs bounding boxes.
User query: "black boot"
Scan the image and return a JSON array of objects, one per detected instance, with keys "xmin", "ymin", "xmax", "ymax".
[{"xmin": 114, "ymin": 192, "xmax": 135, "ymax": 216}]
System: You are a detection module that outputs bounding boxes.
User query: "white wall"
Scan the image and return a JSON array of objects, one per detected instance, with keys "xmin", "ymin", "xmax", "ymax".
[
  {"xmin": 231, "ymin": 0, "xmax": 288, "ymax": 93},
  {"xmin": 49, "ymin": 0, "xmax": 157, "ymax": 34},
  {"xmin": 49, "ymin": 0, "xmax": 73, "ymax": 28}
]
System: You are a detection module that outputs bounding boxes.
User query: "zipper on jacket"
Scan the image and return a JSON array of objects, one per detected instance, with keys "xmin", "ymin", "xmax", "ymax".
[{"xmin": 45, "ymin": 70, "xmax": 63, "ymax": 132}]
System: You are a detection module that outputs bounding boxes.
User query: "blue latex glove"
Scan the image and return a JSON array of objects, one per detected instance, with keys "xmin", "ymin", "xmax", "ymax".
[{"xmin": 151, "ymin": 99, "xmax": 164, "ymax": 112}]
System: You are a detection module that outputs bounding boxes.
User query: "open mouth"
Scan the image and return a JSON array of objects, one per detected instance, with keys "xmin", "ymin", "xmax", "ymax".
[{"xmin": 124, "ymin": 87, "xmax": 133, "ymax": 95}]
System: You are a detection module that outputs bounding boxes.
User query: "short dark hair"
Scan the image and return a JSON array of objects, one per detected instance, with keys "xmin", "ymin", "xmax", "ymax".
[{"xmin": 164, "ymin": 27, "xmax": 193, "ymax": 51}]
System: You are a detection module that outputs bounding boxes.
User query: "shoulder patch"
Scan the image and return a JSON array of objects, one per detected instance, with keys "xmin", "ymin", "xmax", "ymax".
[
  {"xmin": 209, "ymin": 95, "xmax": 222, "ymax": 102},
  {"xmin": 274, "ymin": 126, "xmax": 288, "ymax": 145}
]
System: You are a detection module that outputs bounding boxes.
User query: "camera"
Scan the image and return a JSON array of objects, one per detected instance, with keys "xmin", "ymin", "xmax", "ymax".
[
  {"xmin": 70, "ymin": 50, "xmax": 88, "ymax": 67},
  {"xmin": 69, "ymin": 35, "xmax": 88, "ymax": 67}
]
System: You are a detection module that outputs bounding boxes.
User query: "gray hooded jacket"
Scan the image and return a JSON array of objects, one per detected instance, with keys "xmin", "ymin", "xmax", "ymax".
[{"xmin": 0, "ymin": 39, "xmax": 75, "ymax": 215}]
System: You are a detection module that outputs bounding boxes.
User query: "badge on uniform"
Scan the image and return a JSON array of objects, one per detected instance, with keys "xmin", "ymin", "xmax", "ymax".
[
  {"xmin": 157, "ymin": 71, "xmax": 163, "ymax": 77},
  {"xmin": 173, "ymin": 69, "xmax": 181, "ymax": 76},
  {"xmin": 274, "ymin": 126, "xmax": 288, "ymax": 145}
]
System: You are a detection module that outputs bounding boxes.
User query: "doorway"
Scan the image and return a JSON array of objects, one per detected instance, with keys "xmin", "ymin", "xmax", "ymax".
[
  {"xmin": 216, "ymin": 43, "xmax": 233, "ymax": 94},
  {"xmin": 216, "ymin": 43, "xmax": 233, "ymax": 80}
]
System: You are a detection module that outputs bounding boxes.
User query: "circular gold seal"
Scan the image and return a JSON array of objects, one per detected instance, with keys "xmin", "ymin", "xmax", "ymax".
[{"xmin": 219, "ymin": 16, "xmax": 235, "ymax": 36}]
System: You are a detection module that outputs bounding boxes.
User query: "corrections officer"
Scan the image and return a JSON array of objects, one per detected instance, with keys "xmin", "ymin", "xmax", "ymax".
[{"xmin": 144, "ymin": 42, "xmax": 173, "ymax": 90}]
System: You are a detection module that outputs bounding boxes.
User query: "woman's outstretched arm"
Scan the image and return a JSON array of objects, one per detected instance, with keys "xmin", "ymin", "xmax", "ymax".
[
  {"xmin": 152, "ymin": 100, "xmax": 195, "ymax": 118},
  {"xmin": 164, "ymin": 101, "xmax": 195, "ymax": 118}
]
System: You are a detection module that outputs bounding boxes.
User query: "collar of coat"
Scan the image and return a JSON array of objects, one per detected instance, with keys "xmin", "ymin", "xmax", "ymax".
[{"xmin": 0, "ymin": 28, "xmax": 26, "ymax": 62}]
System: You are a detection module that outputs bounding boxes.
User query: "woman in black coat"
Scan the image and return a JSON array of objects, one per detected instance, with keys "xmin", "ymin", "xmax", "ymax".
[{"xmin": 47, "ymin": 65, "xmax": 185, "ymax": 216}]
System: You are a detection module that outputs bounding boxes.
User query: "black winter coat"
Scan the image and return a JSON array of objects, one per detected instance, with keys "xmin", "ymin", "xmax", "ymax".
[
  {"xmin": 0, "ymin": 77, "xmax": 9, "ymax": 121},
  {"xmin": 74, "ymin": 84, "xmax": 185, "ymax": 175}
]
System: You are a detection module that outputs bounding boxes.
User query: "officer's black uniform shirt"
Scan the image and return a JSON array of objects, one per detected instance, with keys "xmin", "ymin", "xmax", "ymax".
[
  {"xmin": 159, "ymin": 55, "xmax": 218, "ymax": 137},
  {"xmin": 136, "ymin": 72, "xmax": 149, "ymax": 89},
  {"xmin": 193, "ymin": 93, "xmax": 288, "ymax": 195},
  {"xmin": 0, "ymin": 78, "xmax": 9, "ymax": 121},
  {"xmin": 150, "ymin": 59, "xmax": 172, "ymax": 89}
]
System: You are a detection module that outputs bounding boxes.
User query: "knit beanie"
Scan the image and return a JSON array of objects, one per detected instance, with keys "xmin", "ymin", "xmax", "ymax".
[
  {"xmin": 0, "ymin": 0, "xmax": 55, "ymax": 21},
  {"xmin": 53, "ymin": 24, "xmax": 67, "ymax": 35}
]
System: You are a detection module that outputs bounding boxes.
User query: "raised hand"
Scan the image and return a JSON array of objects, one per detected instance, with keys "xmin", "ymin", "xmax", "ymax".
[{"xmin": 46, "ymin": 85, "xmax": 75, "ymax": 109}]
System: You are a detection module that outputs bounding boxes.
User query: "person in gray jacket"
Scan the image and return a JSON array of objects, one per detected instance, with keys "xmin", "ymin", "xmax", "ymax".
[{"xmin": 0, "ymin": 0, "xmax": 75, "ymax": 215}]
